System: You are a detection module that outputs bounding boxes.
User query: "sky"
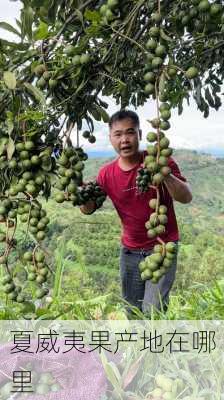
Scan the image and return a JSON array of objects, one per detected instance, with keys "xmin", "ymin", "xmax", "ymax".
[{"xmin": 0, "ymin": 0, "xmax": 223, "ymax": 153}]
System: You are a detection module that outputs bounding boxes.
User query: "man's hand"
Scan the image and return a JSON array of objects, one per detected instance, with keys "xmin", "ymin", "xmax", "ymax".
[
  {"xmin": 80, "ymin": 199, "xmax": 96, "ymax": 215},
  {"xmin": 163, "ymin": 174, "xmax": 192, "ymax": 204}
]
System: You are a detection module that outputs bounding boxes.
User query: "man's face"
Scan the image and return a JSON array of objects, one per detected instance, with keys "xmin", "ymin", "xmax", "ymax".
[{"xmin": 109, "ymin": 118, "xmax": 142, "ymax": 158}]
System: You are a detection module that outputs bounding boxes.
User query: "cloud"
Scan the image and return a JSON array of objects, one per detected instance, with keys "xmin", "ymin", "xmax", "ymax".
[{"xmin": 0, "ymin": 1, "xmax": 22, "ymax": 40}]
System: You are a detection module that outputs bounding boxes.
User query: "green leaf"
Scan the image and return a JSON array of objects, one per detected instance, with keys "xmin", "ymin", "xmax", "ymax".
[
  {"xmin": 35, "ymin": 312, "xmax": 59, "ymax": 320},
  {"xmin": 160, "ymin": 28, "xmax": 172, "ymax": 42},
  {"xmin": 211, "ymin": 82, "xmax": 221, "ymax": 93},
  {"xmin": 75, "ymin": 9, "xmax": 84, "ymax": 27},
  {"xmin": 0, "ymin": 138, "xmax": 7, "ymax": 156},
  {"xmin": 15, "ymin": 19, "xmax": 22, "ymax": 30},
  {"xmin": 74, "ymin": 78, "xmax": 86, "ymax": 95},
  {"xmin": 6, "ymin": 137, "xmax": 15, "ymax": 160},
  {"xmin": 18, "ymin": 110, "xmax": 45, "ymax": 122},
  {"xmin": 75, "ymin": 293, "xmax": 111, "ymax": 306},
  {"xmin": 85, "ymin": 115, "xmax": 94, "ymax": 132},
  {"xmin": 159, "ymin": 73, "xmax": 166, "ymax": 95},
  {"xmin": 194, "ymin": 82, "xmax": 202, "ymax": 109},
  {"xmin": 84, "ymin": 10, "xmax": 101, "ymax": 23},
  {"xmin": 205, "ymin": 87, "xmax": 215, "ymax": 108},
  {"xmin": 89, "ymin": 104, "xmax": 102, "ymax": 121},
  {"xmin": 98, "ymin": 106, "xmax": 110, "ymax": 123},
  {"xmin": 12, "ymin": 96, "xmax": 21, "ymax": 115},
  {"xmin": 48, "ymin": 0, "xmax": 61, "ymax": 23},
  {"xmin": 122, "ymin": 354, "xmax": 144, "ymax": 390},
  {"xmin": 34, "ymin": 21, "xmax": 48, "ymax": 40},
  {"xmin": 0, "ymin": 22, "xmax": 21, "ymax": 37},
  {"xmin": 214, "ymin": 94, "xmax": 221, "ymax": 110},
  {"xmin": 85, "ymin": 24, "xmax": 102, "ymax": 38},
  {"xmin": 100, "ymin": 351, "xmax": 122, "ymax": 392},
  {"xmin": 7, "ymin": 117, "xmax": 14, "ymax": 136},
  {"xmin": 43, "ymin": 173, "xmax": 52, "ymax": 200},
  {"xmin": 3, "ymin": 71, "xmax": 17, "ymax": 90},
  {"xmin": 24, "ymin": 82, "xmax": 46, "ymax": 104},
  {"xmin": 0, "ymin": 38, "xmax": 29, "ymax": 50},
  {"xmin": 178, "ymin": 101, "xmax": 183, "ymax": 115},
  {"xmin": 21, "ymin": 6, "xmax": 34, "ymax": 40},
  {"xmin": 98, "ymin": 99, "xmax": 109, "ymax": 109}
]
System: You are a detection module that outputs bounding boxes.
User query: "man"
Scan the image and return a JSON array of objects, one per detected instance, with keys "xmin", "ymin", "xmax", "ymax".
[{"xmin": 80, "ymin": 110, "xmax": 192, "ymax": 314}]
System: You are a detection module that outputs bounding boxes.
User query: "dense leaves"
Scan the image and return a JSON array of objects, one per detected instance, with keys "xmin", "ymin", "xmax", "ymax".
[{"xmin": 0, "ymin": 0, "xmax": 223, "ymax": 132}]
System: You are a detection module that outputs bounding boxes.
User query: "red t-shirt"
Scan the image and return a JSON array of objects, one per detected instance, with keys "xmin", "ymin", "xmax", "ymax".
[{"xmin": 97, "ymin": 152, "xmax": 186, "ymax": 250}]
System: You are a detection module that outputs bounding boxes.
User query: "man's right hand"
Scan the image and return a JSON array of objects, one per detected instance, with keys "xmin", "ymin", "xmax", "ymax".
[{"xmin": 80, "ymin": 200, "xmax": 96, "ymax": 215}]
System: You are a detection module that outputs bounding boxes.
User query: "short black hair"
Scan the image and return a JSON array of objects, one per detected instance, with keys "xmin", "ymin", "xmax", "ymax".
[{"xmin": 109, "ymin": 110, "xmax": 140, "ymax": 129}]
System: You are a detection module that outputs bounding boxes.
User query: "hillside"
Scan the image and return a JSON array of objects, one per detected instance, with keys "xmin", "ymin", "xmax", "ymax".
[
  {"xmin": 82, "ymin": 149, "xmax": 224, "ymax": 302},
  {"xmin": 84, "ymin": 149, "xmax": 224, "ymax": 226}
]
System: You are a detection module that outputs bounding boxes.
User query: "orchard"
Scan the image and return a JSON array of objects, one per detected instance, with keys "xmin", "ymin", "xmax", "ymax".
[{"xmin": 0, "ymin": 0, "xmax": 224, "ymax": 304}]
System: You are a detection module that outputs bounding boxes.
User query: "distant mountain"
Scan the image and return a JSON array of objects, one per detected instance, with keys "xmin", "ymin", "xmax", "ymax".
[
  {"xmin": 197, "ymin": 147, "xmax": 224, "ymax": 158},
  {"xmin": 88, "ymin": 148, "xmax": 224, "ymax": 159},
  {"xmin": 84, "ymin": 149, "xmax": 224, "ymax": 235},
  {"xmin": 88, "ymin": 151, "xmax": 116, "ymax": 158}
]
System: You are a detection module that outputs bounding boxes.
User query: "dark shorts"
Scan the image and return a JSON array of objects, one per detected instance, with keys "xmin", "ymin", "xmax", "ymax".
[{"xmin": 119, "ymin": 242, "xmax": 178, "ymax": 314}]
